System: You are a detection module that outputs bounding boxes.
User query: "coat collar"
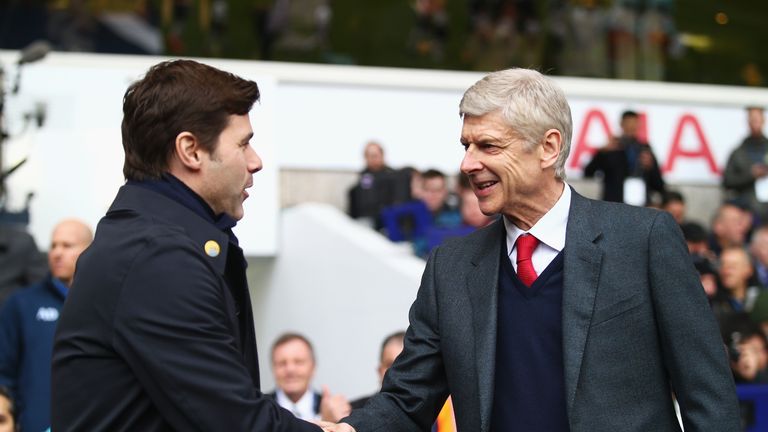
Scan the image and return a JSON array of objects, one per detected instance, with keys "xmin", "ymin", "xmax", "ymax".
[
  {"xmin": 561, "ymin": 188, "xmax": 603, "ymax": 417},
  {"xmin": 106, "ymin": 184, "xmax": 232, "ymax": 275},
  {"xmin": 467, "ymin": 218, "xmax": 504, "ymax": 432}
]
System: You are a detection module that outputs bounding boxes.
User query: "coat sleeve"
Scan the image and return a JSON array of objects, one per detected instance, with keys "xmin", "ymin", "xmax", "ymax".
[
  {"xmin": 647, "ymin": 211, "xmax": 741, "ymax": 431},
  {"xmin": 112, "ymin": 235, "xmax": 320, "ymax": 432},
  {"xmin": 343, "ymin": 248, "xmax": 449, "ymax": 432}
]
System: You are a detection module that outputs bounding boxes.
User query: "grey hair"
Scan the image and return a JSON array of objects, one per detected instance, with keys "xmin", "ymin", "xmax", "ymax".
[{"xmin": 459, "ymin": 68, "xmax": 573, "ymax": 180}]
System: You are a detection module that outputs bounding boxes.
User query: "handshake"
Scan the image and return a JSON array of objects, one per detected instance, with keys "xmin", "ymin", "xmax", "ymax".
[{"xmin": 312, "ymin": 386, "xmax": 356, "ymax": 432}]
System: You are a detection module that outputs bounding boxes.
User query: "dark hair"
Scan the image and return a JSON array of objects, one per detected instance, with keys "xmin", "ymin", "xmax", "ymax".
[
  {"xmin": 121, "ymin": 59, "xmax": 260, "ymax": 181},
  {"xmin": 422, "ymin": 169, "xmax": 446, "ymax": 181},
  {"xmin": 661, "ymin": 190, "xmax": 685, "ymax": 206},
  {"xmin": 380, "ymin": 331, "xmax": 405, "ymax": 362},
  {"xmin": 271, "ymin": 332, "xmax": 315, "ymax": 362},
  {"xmin": 0, "ymin": 386, "xmax": 17, "ymax": 430},
  {"xmin": 621, "ymin": 110, "xmax": 639, "ymax": 121},
  {"xmin": 681, "ymin": 222, "xmax": 708, "ymax": 243}
]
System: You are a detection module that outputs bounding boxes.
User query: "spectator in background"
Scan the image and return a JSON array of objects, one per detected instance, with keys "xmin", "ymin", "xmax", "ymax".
[
  {"xmin": 269, "ymin": 333, "xmax": 351, "ymax": 422},
  {"xmin": 750, "ymin": 225, "xmax": 768, "ymax": 288},
  {"xmin": 0, "ymin": 219, "xmax": 92, "ymax": 432},
  {"xmin": 710, "ymin": 202, "xmax": 753, "ymax": 257},
  {"xmin": 420, "ymin": 169, "xmax": 461, "ymax": 228},
  {"xmin": 661, "ymin": 190, "xmax": 686, "ymax": 225},
  {"xmin": 0, "ymin": 225, "xmax": 48, "ymax": 308},
  {"xmin": 583, "ymin": 110, "xmax": 665, "ymax": 205},
  {"xmin": 723, "ymin": 107, "xmax": 768, "ymax": 223},
  {"xmin": 682, "ymin": 222, "xmax": 719, "ymax": 300},
  {"xmin": 348, "ymin": 141, "xmax": 398, "ymax": 227},
  {"xmin": 349, "ymin": 331, "xmax": 456, "ymax": 431},
  {"xmin": 350, "ymin": 331, "xmax": 405, "ymax": 410},
  {"xmin": 0, "ymin": 386, "xmax": 16, "ymax": 432},
  {"xmin": 721, "ymin": 314, "xmax": 768, "ymax": 384},
  {"xmin": 712, "ymin": 247, "xmax": 761, "ymax": 324},
  {"xmin": 682, "ymin": 221, "xmax": 713, "ymax": 256}
]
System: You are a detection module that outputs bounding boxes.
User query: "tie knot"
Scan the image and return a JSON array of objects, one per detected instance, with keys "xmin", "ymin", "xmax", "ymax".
[{"xmin": 515, "ymin": 234, "xmax": 539, "ymax": 261}]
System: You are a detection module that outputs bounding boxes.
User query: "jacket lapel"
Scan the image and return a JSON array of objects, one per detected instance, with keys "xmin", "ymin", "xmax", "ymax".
[
  {"xmin": 466, "ymin": 219, "xmax": 504, "ymax": 432},
  {"xmin": 562, "ymin": 190, "xmax": 603, "ymax": 417}
]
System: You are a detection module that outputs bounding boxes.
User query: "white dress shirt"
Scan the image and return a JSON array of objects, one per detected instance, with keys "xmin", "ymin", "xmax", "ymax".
[
  {"xmin": 276, "ymin": 388, "xmax": 318, "ymax": 421},
  {"xmin": 504, "ymin": 183, "xmax": 571, "ymax": 275}
]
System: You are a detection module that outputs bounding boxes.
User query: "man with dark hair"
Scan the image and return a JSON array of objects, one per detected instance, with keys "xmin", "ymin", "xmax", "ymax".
[
  {"xmin": 350, "ymin": 331, "xmax": 405, "ymax": 409},
  {"xmin": 661, "ymin": 190, "xmax": 686, "ymax": 224},
  {"xmin": 51, "ymin": 60, "xmax": 326, "ymax": 431},
  {"xmin": 330, "ymin": 68, "xmax": 738, "ymax": 432},
  {"xmin": 584, "ymin": 110, "xmax": 665, "ymax": 205}
]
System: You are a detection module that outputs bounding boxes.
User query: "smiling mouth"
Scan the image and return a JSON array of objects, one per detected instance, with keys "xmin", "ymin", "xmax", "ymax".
[{"xmin": 476, "ymin": 181, "xmax": 498, "ymax": 190}]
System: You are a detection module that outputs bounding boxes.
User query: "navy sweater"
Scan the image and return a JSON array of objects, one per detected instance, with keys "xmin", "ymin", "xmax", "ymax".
[{"xmin": 490, "ymin": 241, "xmax": 569, "ymax": 431}]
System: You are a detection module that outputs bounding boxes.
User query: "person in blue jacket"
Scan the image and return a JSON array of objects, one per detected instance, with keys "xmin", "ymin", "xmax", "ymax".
[{"xmin": 0, "ymin": 219, "xmax": 92, "ymax": 432}]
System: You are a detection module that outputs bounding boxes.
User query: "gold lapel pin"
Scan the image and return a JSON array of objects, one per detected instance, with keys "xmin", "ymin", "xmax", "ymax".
[{"xmin": 204, "ymin": 240, "xmax": 221, "ymax": 257}]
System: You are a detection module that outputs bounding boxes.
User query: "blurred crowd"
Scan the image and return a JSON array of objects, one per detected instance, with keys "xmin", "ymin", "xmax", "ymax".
[{"xmin": 0, "ymin": 0, "xmax": 678, "ymax": 80}]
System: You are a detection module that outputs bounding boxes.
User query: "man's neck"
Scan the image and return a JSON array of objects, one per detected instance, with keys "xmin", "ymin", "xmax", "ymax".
[{"xmin": 505, "ymin": 181, "xmax": 565, "ymax": 231}]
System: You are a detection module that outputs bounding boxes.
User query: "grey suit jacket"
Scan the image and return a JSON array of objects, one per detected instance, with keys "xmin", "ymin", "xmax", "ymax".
[{"xmin": 345, "ymin": 189, "xmax": 740, "ymax": 432}]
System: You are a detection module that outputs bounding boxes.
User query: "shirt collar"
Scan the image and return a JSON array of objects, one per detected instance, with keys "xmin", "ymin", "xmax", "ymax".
[
  {"xmin": 276, "ymin": 388, "xmax": 316, "ymax": 420},
  {"xmin": 504, "ymin": 182, "xmax": 570, "ymax": 255}
]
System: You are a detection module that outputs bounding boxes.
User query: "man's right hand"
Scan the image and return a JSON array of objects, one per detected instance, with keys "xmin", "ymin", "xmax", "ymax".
[{"xmin": 752, "ymin": 163, "xmax": 768, "ymax": 178}]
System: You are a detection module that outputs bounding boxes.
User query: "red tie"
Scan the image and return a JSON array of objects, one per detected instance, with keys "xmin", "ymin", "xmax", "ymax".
[{"xmin": 515, "ymin": 234, "xmax": 539, "ymax": 286}]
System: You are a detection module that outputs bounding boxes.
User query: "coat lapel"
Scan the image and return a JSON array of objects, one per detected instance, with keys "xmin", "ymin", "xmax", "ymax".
[
  {"xmin": 562, "ymin": 190, "xmax": 603, "ymax": 417},
  {"xmin": 466, "ymin": 219, "xmax": 504, "ymax": 432}
]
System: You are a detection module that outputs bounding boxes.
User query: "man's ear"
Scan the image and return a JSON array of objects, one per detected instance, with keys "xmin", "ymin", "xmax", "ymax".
[
  {"xmin": 540, "ymin": 129, "xmax": 562, "ymax": 170},
  {"xmin": 174, "ymin": 131, "xmax": 203, "ymax": 171}
]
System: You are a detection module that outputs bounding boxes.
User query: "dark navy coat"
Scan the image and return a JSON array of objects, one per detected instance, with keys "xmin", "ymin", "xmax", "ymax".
[{"xmin": 51, "ymin": 184, "xmax": 320, "ymax": 431}]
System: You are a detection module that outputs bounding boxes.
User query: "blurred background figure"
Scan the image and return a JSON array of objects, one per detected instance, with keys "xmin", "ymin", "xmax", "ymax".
[
  {"xmin": 723, "ymin": 107, "xmax": 768, "ymax": 224},
  {"xmin": 0, "ymin": 225, "xmax": 47, "ymax": 309},
  {"xmin": 583, "ymin": 110, "xmax": 665, "ymax": 205},
  {"xmin": 350, "ymin": 330, "xmax": 405, "ymax": 409},
  {"xmin": 0, "ymin": 386, "xmax": 16, "ymax": 432},
  {"xmin": 0, "ymin": 219, "xmax": 92, "ymax": 432},
  {"xmin": 348, "ymin": 141, "xmax": 401, "ymax": 228},
  {"xmin": 711, "ymin": 247, "xmax": 761, "ymax": 326},
  {"xmin": 661, "ymin": 190, "xmax": 686, "ymax": 225},
  {"xmin": 269, "ymin": 333, "xmax": 350, "ymax": 422},
  {"xmin": 419, "ymin": 169, "xmax": 460, "ymax": 228},
  {"xmin": 750, "ymin": 225, "xmax": 768, "ymax": 288},
  {"xmin": 709, "ymin": 202, "xmax": 753, "ymax": 257},
  {"xmin": 349, "ymin": 330, "xmax": 456, "ymax": 431}
]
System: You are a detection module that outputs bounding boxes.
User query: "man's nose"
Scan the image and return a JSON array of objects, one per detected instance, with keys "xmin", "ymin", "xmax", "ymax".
[
  {"xmin": 247, "ymin": 146, "xmax": 263, "ymax": 174},
  {"xmin": 460, "ymin": 148, "xmax": 481, "ymax": 174}
]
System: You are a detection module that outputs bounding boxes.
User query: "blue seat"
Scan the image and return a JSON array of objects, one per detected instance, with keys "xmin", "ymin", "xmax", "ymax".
[
  {"xmin": 737, "ymin": 384, "xmax": 768, "ymax": 431},
  {"xmin": 380, "ymin": 201, "xmax": 433, "ymax": 242}
]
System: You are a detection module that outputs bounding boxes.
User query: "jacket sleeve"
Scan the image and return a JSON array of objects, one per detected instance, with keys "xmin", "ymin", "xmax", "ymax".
[
  {"xmin": 112, "ymin": 234, "xmax": 320, "ymax": 432},
  {"xmin": 0, "ymin": 297, "xmax": 21, "ymax": 397},
  {"xmin": 582, "ymin": 151, "xmax": 602, "ymax": 178},
  {"xmin": 643, "ymin": 151, "xmax": 666, "ymax": 194},
  {"xmin": 648, "ymin": 212, "xmax": 741, "ymax": 431},
  {"xmin": 722, "ymin": 146, "xmax": 755, "ymax": 192},
  {"xmin": 343, "ymin": 248, "xmax": 449, "ymax": 432}
]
